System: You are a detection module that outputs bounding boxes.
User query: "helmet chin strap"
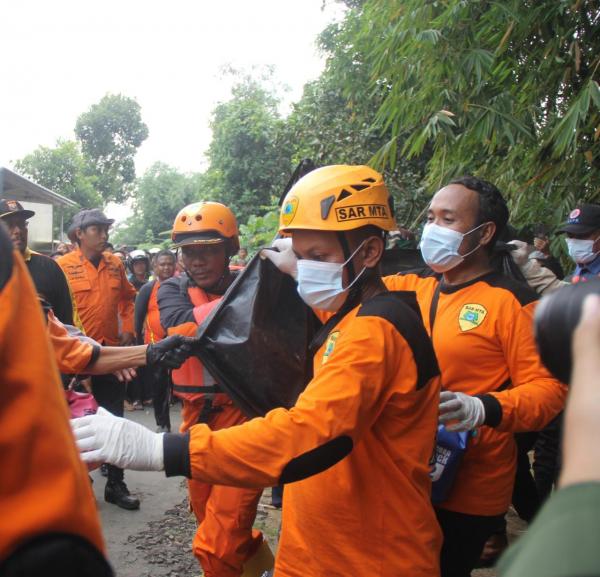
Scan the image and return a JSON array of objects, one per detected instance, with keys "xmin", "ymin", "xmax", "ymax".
[{"xmin": 205, "ymin": 267, "xmax": 231, "ymax": 295}]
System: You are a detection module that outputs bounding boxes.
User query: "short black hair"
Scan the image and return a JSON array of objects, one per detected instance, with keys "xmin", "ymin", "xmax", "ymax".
[
  {"xmin": 449, "ymin": 175, "xmax": 509, "ymax": 248},
  {"xmin": 156, "ymin": 249, "xmax": 175, "ymax": 262}
]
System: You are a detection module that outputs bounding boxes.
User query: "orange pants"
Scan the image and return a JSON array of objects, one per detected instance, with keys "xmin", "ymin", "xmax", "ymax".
[{"xmin": 181, "ymin": 398, "xmax": 263, "ymax": 577}]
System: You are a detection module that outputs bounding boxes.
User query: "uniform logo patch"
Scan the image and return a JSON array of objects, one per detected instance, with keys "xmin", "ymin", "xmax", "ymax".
[
  {"xmin": 335, "ymin": 204, "xmax": 388, "ymax": 222},
  {"xmin": 569, "ymin": 208, "xmax": 581, "ymax": 220},
  {"xmin": 458, "ymin": 304, "xmax": 488, "ymax": 332},
  {"xmin": 281, "ymin": 196, "xmax": 299, "ymax": 226},
  {"xmin": 322, "ymin": 331, "xmax": 341, "ymax": 364}
]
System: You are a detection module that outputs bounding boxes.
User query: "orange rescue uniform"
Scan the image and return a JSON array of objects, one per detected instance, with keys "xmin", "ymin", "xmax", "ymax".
[
  {"xmin": 46, "ymin": 309, "xmax": 99, "ymax": 374},
  {"xmin": 384, "ymin": 271, "xmax": 567, "ymax": 516},
  {"xmin": 0, "ymin": 240, "xmax": 106, "ymax": 568},
  {"xmin": 158, "ymin": 274, "xmax": 263, "ymax": 577},
  {"xmin": 57, "ymin": 247, "xmax": 136, "ymax": 344},
  {"xmin": 163, "ymin": 291, "xmax": 443, "ymax": 577}
]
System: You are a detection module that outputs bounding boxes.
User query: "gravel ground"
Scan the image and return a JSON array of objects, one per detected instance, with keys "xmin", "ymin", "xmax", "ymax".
[{"xmin": 122, "ymin": 491, "xmax": 281, "ymax": 577}]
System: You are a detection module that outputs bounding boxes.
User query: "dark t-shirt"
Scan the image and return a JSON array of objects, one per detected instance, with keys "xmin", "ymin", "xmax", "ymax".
[{"xmin": 27, "ymin": 252, "xmax": 74, "ymax": 325}]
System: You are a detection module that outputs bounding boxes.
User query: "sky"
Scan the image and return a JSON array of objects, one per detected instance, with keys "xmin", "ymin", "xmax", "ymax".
[{"xmin": 0, "ymin": 0, "xmax": 345, "ymax": 218}]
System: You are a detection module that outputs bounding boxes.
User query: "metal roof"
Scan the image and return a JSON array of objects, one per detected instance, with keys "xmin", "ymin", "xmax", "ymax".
[{"xmin": 0, "ymin": 166, "xmax": 78, "ymax": 207}]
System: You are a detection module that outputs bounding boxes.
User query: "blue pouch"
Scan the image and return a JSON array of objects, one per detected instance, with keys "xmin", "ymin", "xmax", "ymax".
[{"xmin": 430, "ymin": 424, "xmax": 469, "ymax": 504}]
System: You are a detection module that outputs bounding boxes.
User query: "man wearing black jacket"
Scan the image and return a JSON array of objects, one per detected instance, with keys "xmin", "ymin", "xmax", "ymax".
[{"xmin": 0, "ymin": 199, "xmax": 74, "ymax": 324}]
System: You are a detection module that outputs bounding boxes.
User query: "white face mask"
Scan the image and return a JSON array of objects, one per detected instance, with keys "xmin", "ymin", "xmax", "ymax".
[
  {"xmin": 419, "ymin": 222, "xmax": 485, "ymax": 273},
  {"xmin": 566, "ymin": 238, "xmax": 598, "ymax": 265},
  {"xmin": 296, "ymin": 241, "xmax": 367, "ymax": 312}
]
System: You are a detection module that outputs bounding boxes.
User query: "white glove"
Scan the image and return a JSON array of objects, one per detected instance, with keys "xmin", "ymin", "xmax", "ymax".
[
  {"xmin": 507, "ymin": 240, "xmax": 530, "ymax": 267},
  {"xmin": 71, "ymin": 407, "xmax": 164, "ymax": 471},
  {"xmin": 438, "ymin": 391, "xmax": 485, "ymax": 432},
  {"xmin": 260, "ymin": 237, "xmax": 298, "ymax": 279}
]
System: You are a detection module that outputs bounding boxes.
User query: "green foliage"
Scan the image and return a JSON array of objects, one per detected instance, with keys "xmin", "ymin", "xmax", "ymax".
[
  {"xmin": 75, "ymin": 93, "xmax": 149, "ymax": 204},
  {"xmin": 205, "ymin": 74, "xmax": 293, "ymax": 223},
  {"xmin": 283, "ymin": 14, "xmax": 432, "ymax": 228},
  {"xmin": 343, "ymin": 0, "xmax": 600, "ymax": 228},
  {"xmin": 111, "ymin": 162, "xmax": 206, "ymax": 246},
  {"xmin": 238, "ymin": 205, "xmax": 280, "ymax": 254},
  {"xmin": 14, "ymin": 140, "xmax": 101, "ymax": 234}
]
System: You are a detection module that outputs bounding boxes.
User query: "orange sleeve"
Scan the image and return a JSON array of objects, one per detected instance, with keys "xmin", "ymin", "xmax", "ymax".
[
  {"xmin": 118, "ymin": 262, "xmax": 136, "ymax": 334},
  {"xmin": 184, "ymin": 315, "xmax": 410, "ymax": 488},
  {"xmin": 485, "ymin": 300, "xmax": 567, "ymax": 432},
  {"xmin": 47, "ymin": 311, "xmax": 96, "ymax": 374},
  {"xmin": 0, "ymin": 249, "xmax": 105, "ymax": 560}
]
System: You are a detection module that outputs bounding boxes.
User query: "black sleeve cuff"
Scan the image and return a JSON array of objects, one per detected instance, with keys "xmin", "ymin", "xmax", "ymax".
[
  {"xmin": 163, "ymin": 433, "xmax": 191, "ymax": 478},
  {"xmin": 477, "ymin": 394, "xmax": 503, "ymax": 427},
  {"xmin": 86, "ymin": 344, "xmax": 101, "ymax": 368}
]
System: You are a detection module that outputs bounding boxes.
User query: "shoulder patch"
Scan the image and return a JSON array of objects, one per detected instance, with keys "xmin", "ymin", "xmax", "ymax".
[
  {"xmin": 321, "ymin": 330, "xmax": 340, "ymax": 365},
  {"xmin": 357, "ymin": 291, "xmax": 439, "ymax": 389},
  {"xmin": 483, "ymin": 272, "xmax": 538, "ymax": 307},
  {"xmin": 0, "ymin": 224, "xmax": 14, "ymax": 292}
]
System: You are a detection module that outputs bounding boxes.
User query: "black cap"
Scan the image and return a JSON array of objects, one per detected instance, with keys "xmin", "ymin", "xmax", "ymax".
[
  {"xmin": 0, "ymin": 199, "xmax": 35, "ymax": 220},
  {"xmin": 556, "ymin": 203, "xmax": 600, "ymax": 235},
  {"xmin": 68, "ymin": 209, "xmax": 114, "ymax": 241}
]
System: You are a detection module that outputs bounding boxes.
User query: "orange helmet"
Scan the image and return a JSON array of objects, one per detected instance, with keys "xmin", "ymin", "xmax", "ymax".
[
  {"xmin": 279, "ymin": 165, "xmax": 396, "ymax": 233},
  {"xmin": 171, "ymin": 201, "xmax": 240, "ymax": 254}
]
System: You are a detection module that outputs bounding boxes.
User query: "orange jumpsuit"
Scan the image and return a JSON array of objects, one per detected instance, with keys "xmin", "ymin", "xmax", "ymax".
[
  {"xmin": 384, "ymin": 271, "xmax": 568, "ymax": 516},
  {"xmin": 0, "ymin": 236, "xmax": 107, "ymax": 571},
  {"xmin": 158, "ymin": 274, "xmax": 263, "ymax": 577},
  {"xmin": 57, "ymin": 248, "xmax": 136, "ymax": 344},
  {"xmin": 162, "ymin": 291, "xmax": 443, "ymax": 577}
]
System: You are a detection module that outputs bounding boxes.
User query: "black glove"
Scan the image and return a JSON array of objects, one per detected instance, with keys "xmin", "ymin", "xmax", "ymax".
[{"xmin": 146, "ymin": 335, "xmax": 198, "ymax": 369}]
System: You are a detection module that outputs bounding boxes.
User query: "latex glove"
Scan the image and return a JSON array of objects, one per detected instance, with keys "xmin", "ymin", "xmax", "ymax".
[
  {"xmin": 507, "ymin": 240, "xmax": 530, "ymax": 267},
  {"xmin": 260, "ymin": 237, "xmax": 298, "ymax": 279},
  {"xmin": 71, "ymin": 407, "xmax": 164, "ymax": 471},
  {"xmin": 438, "ymin": 391, "xmax": 485, "ymax": 432},
  {"xmin": 146, "ymin": 335, "xmax": 196, "ymax": 369}
]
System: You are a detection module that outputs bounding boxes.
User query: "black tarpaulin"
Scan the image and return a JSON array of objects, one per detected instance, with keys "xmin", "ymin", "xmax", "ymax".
[{"xmin": 194, "ymin": 253, "xmax": 320, "ymax": 418}]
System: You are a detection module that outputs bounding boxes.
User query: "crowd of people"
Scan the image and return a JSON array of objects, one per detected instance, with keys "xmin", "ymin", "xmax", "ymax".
[{"xmin": 0, "ymin": 166, "xmax": 599, "ymax": 577}]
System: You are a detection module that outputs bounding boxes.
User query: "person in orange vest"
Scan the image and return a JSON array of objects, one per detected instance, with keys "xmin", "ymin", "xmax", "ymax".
[
  {"xmin": 57, "ymin": 208, "xmax": 140, "ymax": 511},
  {"xmin": 0, "ymin": 222, "xmax": 112, "ymax": 577},
  {"xmin": 134, "ymin": 249, "xmax": 177, "ymax": 432},
  {"xmin": 72, "ymin": 166, "xmax": 444, "ymax": 577},
  {"xmin": 155, "ymin": 202, "xmax": 266, "ymax": 577}
]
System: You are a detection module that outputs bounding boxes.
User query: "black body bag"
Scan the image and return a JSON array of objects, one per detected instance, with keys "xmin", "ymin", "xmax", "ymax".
[{"xmin": 194, "ymin": 253, "xmax": 321, "ymax": 418}]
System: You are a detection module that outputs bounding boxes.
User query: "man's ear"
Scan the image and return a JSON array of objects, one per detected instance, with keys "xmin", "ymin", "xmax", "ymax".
[
  {"xmin": 479, "ymin": 222, "xmax": 497, "ymax": 248},
  {"xmin": 362, "ymin": 235, "xmax": 385, "ymax": 268}
]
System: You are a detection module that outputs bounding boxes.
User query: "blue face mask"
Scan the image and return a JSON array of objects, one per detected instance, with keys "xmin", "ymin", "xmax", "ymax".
[{"xmin": 296, "ymin": 241, "xmax": 367, "ymax": 312}]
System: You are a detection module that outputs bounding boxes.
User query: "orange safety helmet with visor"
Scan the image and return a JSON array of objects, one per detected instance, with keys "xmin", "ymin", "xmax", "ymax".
[{"xmin": 171, "ymin": 201, "xmax": 240, "ymax": 256}]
